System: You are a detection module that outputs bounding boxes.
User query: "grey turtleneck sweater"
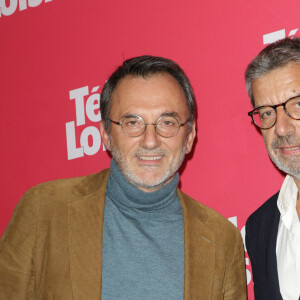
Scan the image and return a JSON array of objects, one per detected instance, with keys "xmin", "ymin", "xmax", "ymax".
[{"xmin": 101, "ymin": 160, "xmax": 184, "ymax": 300}]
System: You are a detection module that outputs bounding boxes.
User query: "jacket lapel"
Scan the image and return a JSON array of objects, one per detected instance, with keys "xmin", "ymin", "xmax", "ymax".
[
  {"xmin": 178, "ymin": 190, "xmax": 215, "ymax": 300},
  {"xmin": 68, "ymin": 171, "xmax": 215, "ymax": 300},
  {"xmin": 266, "ymin": 195, "xmax": 282, "ymax": 299},
  {"xmin": 68, "ymin": 170, "xmax": 110, "ymax": 300}
]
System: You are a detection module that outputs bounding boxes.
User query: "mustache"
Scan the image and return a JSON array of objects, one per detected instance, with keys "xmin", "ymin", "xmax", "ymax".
[{"xmin": 271, "ymin": 134, "xmax": 300, "ymax": 148}]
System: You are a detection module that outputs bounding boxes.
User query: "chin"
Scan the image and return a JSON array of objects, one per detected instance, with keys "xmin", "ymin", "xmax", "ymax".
[
  {"xmin": 129, "ymin": 173, "xmax": 172, "ymax": 190},
  {"xmin": 272, "ymin": 157, "xmax": 300, "ymax": 178}
]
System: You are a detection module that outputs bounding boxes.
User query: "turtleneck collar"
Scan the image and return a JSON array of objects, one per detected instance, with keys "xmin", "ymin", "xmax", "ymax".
[{"xmin": 106, "ymin": 159, "xmax": 179, "ymax": 212}]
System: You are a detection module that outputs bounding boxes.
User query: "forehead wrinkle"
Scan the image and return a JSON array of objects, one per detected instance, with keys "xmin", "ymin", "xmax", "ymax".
[
  {"xmin": 253, "ymin": 83, "xmax": 284, "ymax": 108},
  {"xmin": 109, "ymin": 73, "xmax": 189, "ymax": 122},
  {"xmin": 254, "ymin": 64, "xmax": 300, "ymax": 107}
]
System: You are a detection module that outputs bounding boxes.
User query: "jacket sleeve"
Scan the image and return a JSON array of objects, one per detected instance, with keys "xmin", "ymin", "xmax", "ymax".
[
  {"xmin": 224, "ymin": 229, "xmax": 247, "ymax": 300},
  {"xmin": 0, "ymin": 189, "xmax": 36, "ymax": 299}
]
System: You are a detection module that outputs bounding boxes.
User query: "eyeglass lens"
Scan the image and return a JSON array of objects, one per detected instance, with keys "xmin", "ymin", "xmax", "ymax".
[
  {"xmin": 252, "ymin": 97, "xmax": 300, "ymax": 129},
  {"xmin": 121, "ymin": 115, "xmax": 180, "ymax": 137}
]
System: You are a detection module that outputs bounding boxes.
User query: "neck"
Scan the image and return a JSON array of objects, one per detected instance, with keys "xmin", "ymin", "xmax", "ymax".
[{"xmin": 106, "ymin": 159, "xmax": 179, "ymax": 212}]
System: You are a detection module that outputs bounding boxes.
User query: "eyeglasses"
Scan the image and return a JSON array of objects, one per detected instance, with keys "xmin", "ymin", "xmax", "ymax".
[
  {"xmin": 248, "ymin": 95, "xmax": 300, "ymax": 129},
  {"xmin": 109, "ymin": 114, "xmax": 190, "ymax": 138}
]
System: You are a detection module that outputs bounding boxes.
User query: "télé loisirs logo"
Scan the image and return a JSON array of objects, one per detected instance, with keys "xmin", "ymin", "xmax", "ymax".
[
  {"xmin": 66, "ymin": 85, "xmax": 106, "ymax": 160},
  {"xmin": 263, "ymin": 28, "xmax": 298, "ymax": 44},
  {"xmin": 0, "ymin": 0, "xmax": 52, "ymax": 17}
]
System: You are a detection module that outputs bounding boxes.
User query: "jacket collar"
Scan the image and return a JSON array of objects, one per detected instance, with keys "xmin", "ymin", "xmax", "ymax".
[{"xmin": 68, "ymin": 170, "xmax": 109, "ymax": 299}]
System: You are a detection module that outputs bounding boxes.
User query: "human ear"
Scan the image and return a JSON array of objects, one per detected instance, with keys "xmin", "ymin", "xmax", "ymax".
[
  {"xmin": 100, "ymin": 120, "xmax": 111, "ymax": 151},
  {"xmin": 185, "ymin": 121, "xmax": 196, "ymax": 154}
]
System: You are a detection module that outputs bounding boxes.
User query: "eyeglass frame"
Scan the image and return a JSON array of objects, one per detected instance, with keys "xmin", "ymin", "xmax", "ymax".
[
  {"xmin": 108, "ymin": 114, "xmax": 191, "ymax": 138},
  {"xmin": 247, "ymin": 94, "xmax": 300, "ymax": 129}
]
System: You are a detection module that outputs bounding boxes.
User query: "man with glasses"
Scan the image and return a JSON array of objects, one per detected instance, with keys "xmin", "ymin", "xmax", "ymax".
[
  {"xmin": 0, "ymin": 55, "xmax": 247, "ymax": 299},
  {"xmin": 246, "ymin": 38, "xmax": 300, "ymax": 300}
]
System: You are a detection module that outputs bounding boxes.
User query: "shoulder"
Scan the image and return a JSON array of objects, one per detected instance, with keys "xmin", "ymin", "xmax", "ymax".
[
  {"xmin": 20, "ymin": 169, "xmax": 110, "ymax": 208},
  {"xmin": 246, "ymin": 191, "xmax": 279, "ymax": 228},
  {"xmin": 5, "ymin": 169, "xmax": 110, "ymax": 231},
  {"xmin": 245, "ymin": 191, "xmax": 279, "ymax": 257},
  {"xmin": 178, "ymin": 190, "xmax": 241, "ymax": 241}
]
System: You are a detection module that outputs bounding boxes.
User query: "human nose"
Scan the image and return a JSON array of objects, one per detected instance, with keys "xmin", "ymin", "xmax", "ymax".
[
  {"xmin": 274, "ymin": 107, "xmax": 296, "ymax": 136},
  {"xmin": 139, "ymin": 124, "xmax": 161, "ymax": 149}
]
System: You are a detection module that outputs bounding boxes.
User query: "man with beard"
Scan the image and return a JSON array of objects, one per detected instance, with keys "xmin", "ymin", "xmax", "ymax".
[
  {"xmin": 0, "ymin": 55, "xmax": 246, "ymax": 299},
  {"xmin": 246, "ymin": 38, "xmax": 300, "ymax": 300}
]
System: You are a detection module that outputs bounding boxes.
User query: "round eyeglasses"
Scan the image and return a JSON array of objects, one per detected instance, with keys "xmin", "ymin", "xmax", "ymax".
[
  {"xmin": 109, "ymin": 114, "xmax": 190, "ymax": 138},
  {"xmin": 248, "ymin": 95, "xmax": 300, "ymax": 129}
]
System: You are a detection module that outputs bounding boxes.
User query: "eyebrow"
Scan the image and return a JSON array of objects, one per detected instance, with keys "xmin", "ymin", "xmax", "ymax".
[
  {"xmin": 290, "ymin": 93, "xmax": 300, "ymax": 99},
  {"xmin": 160, "ymin": 112, "xmax": 180, "ymax": 118},
  {"xmin": 121, "ymin": 112, "xmax": 180, "ymax": 119},
  {"xmin": 121, "ymin": 113, "xmax": 140, "ymax": 119},
  {"xmin": 255, "ymin": 93, "xmax": 300, "ymax": 109}
]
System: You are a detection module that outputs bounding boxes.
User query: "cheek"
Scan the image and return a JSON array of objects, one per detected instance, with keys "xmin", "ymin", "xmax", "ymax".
[
  {"xmin": 120, "ymin": 139, "xmax": 140, "ymax": 157},
  {"xmin": 119, "ymin": 142, "xmax": 133, "ymax": 155},
  {"xmin": 166, "ymin": 139, "xmax": 186, "ymax": 156},
  {"xmin": 262, "ymin": 132, "xmax": 274, "ymax": 151},
  {"xmin": 111, "ymin": 130, "xmax": 134, "ymax": 153}
]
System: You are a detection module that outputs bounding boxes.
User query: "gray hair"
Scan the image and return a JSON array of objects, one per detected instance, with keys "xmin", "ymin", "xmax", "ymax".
[
  {"xmin": 100, "ymin": 55, "xmax": 196, "ymax": 132},
  {"xmin": 245, "ymin": 37, "xmax": 300, "ymax": 107}
]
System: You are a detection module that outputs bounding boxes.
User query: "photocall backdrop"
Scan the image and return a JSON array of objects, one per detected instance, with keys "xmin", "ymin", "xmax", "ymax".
[{"xmin": 1, "ymin": 0, "xmax": 299, "ymax": 298}]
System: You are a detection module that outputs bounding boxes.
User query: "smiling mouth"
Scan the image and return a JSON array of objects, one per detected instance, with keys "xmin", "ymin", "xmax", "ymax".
[
  {"xmin": 278, "ymin": 145, "xmax": 300, "ymax": 154},
  {"xmin": 138, "ymin": 156, "xmax": 163, "ymax": 161},
  {"xmin": 280, "ymin": 145, "xmax": 299, "ymax": 150}
]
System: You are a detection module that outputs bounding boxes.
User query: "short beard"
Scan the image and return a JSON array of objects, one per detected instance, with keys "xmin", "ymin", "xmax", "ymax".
[
  {"xmin": 268, "ymin": 134, "xmax": 300, "ymax": 181},
  {"xmin": 108, "ymin": 134, "xmax": 188, "ymax": 191}
]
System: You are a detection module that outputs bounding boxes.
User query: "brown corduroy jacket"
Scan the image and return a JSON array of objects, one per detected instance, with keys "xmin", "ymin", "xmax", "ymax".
[{"xmin": 0, "ymin": 169, "xmax": 247, "ymax": 299}]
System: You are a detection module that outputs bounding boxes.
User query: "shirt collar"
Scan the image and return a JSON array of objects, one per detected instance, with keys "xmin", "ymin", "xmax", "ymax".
[{"xmin": 277, "ymin": 175, "xmax": 300, "ymax": 234}]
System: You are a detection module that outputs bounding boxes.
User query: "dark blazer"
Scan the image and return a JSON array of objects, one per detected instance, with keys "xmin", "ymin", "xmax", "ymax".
[
  {"xmin": 246, "ymin": 192, "xmax": 283, "ymax": 300},
  {"xmin": 0, "ymin": 169, "xmax": 247, "ymax": 299}
]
